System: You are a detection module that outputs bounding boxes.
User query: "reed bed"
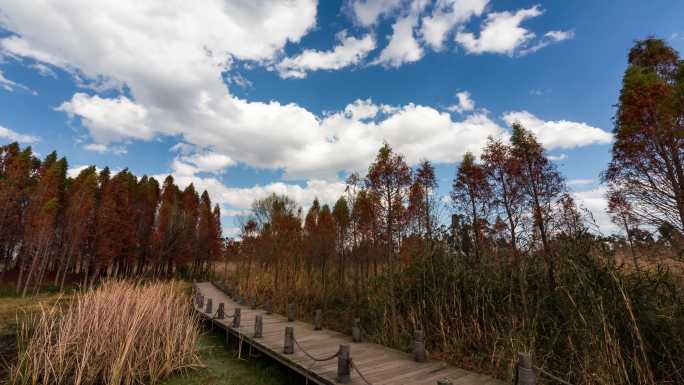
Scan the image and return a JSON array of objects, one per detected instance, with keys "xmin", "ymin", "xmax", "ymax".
[
  {"xmin": 226, "ymin": 250, "xmax": 684, "ymax": 385},
  {"xmin": 8, "ymin": 280, "xmax": 201, "ymax": 385}
]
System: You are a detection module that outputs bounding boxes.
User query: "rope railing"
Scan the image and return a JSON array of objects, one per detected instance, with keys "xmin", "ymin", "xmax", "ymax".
[
  {"xmin": 350, "ymin": 358, "xmax": 373, "ymax": 385},
  {"xmin": 292, "ymin": 336, "xmax": 341, "ymax": 362}
]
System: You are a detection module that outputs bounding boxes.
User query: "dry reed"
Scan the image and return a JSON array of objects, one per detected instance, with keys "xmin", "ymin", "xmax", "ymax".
[{"xmin": 9, "ymin": 280, "xmax": 201, "ymax": 385}]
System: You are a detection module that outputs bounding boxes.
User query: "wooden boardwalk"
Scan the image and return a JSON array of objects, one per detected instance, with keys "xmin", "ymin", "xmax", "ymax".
[{"xmin": 193, "ymin": 282, "xmax": 506, "ymax": 385}]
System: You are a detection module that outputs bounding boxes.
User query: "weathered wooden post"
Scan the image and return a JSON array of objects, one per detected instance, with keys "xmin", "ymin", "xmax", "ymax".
[
  {"xmin": 336, "ymin": 344, "xmax": 350, "ymax": 383},
  {"xmin": 516, "ymin": 352, "xmax": 536, "ymax": 385},
  {"xmin": 232, "ymin": 308, "xmax": 241, "ymax": 328},
  {"xmin": 217, "ymin": 303, "xmax": 225, "ymax": 319},
  {"xmin": 251, "ymin": 296, "xmax": 257, "ymax": 309},
  {"xmin": 283, "ymin": 326, "xmax": 294, "ymax": 354},
  {"xmin": 254, "ymin": 315, "xmax": 263, "ymax": 338},
  {"xmin": 205, "ymin": 298, "xmax": 213, "ymax": 315},
  {"xmin": 314, "ymin": 309, "xmax": 322, "ymax": 330},
  {"xmin": 287, "ymin": 303, "xmax": 295, "ymax": 322},
  {"xmin": 437, "ymin": 378, "xmax": 453, "ymax": 385},
  {"xmin": 414, "ymin": 329, "xmax": 426, "ymax": 362},
  {"xmin": 352, "ymin": 318, "xmax": 361, "ymax": 342},
  {"xmin": 265, "ymin": 301, "xmax": 273, "ymax": 315}
]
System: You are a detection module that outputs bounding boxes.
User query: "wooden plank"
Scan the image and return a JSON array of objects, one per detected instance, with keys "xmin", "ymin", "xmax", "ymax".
[{"xmin": 194, "ymin": 282, "xmax": 507, "ymax": 385}]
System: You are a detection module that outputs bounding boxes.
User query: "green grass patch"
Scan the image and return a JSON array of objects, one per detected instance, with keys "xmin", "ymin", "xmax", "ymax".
[{"xmin": 162, "ymin": 328, "xmax": 301, "ymax": 385}]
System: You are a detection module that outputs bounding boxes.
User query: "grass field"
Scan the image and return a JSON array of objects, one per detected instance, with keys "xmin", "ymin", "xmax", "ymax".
[{"xmin": 0, "ymin": 283, "xmax": 297, "ymax": 385}]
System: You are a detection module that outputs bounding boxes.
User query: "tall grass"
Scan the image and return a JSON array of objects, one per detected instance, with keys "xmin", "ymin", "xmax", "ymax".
[
  {"xmin": 225, "ymin": 245, "xmax": 684, "ymax": 385},
  {"xmin": 9, "ymin": 280, "xmax": 201, "ymax": 385}
]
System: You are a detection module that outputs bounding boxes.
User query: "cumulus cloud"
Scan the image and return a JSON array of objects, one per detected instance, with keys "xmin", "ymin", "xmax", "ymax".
[
  {"xmin": 419, "ymin": 0, "xmax": 489, "ymax": 50},
  {"xmin": 56, "ymin": 93, "xmax": 153, "ymax": 144},
  {"xmin": 455, "ymin": 5, "xmax": 571, "ymax": 56},
  {"xmin": 572, "ymin": 186, "xmax": 617, "ymax": 234},
  {"xmin": 371, "ymin": 9, "xmax": 425, "ymax": 67},
  {"xmin": 502, "ymin": 111, "xmax": 613, "ymax": 150},
  {"xmin": 348, "ymin": 0, "xmax": 404, "ymax": 26},
  {"xmin": 0, "ymin": 0, "xmax": 591, "ymax": 184},
  {"xmin": 0, "ymin": 125, "xmax": 38, "ymax": 143},
  {"xmin": 176, "ymin": 151, "xmax": 235, "ymax": 174},
  {"xmin": 277, "ymin": 31, "xmax": 376, "ymax": 78},
  {"xmin": 447, "ymin": 91, "xmax": 475, "ymax": 113}
]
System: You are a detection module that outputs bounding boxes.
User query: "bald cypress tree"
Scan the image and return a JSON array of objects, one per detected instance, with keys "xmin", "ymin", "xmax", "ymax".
[
  {"xmin": 604, "ymin": 38, "xmax": 684, "ymax": 232},
  {"xmin": 0, "ymin": 143, "xmax": 39, "ymax": 279},
  {"xmin": 18, "ymin": 152, "xmax": 66, "ymax": 295},
  {"xmin": 510, "ymin": 123, "xmax": 565, "ymax": 288}
]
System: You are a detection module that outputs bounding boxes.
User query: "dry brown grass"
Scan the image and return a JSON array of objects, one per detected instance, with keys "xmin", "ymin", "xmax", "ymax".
[{"xmin": 8, "ymin": 280, "xmax": 201, "ymax": 385}]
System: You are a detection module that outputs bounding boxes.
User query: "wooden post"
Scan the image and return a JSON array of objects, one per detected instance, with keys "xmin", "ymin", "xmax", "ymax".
[
  {"xmin": 251, "ymin": 296, "xmax": 257, "ymax": 309},
  {"xmin": 265, "ymin": 301, "xmax": 273, "ymax": 315},
  {"xmin": 337, "ymin": 344, "xmax": 350, "ymax": 383},
  {"xmin": 314, "ymin": 309, "xmax": 322, "ymax": 330},
  {"xmin": 287, "ymin": 303, "xmax": 295, "ymax": 322},
  {"xmin": 254, "ymin": 315, "xmax": 263, "ymax": 338},
  {"xmin": 414, "ymin": 329, "xmax": 426, "ymax": 362},
  {"xmin": 352, "ymin": 318, "xmax": 361, "ymax": 342},
  {"xmin": 232, "ymin": 308, "xmax": 241, "ymax": 328},
  {"xmin": 217, "ymin": 303, "xmax": 225, "ymax": 319},
  {"xmin": 283, "ymin": 326, "xmax": 294, "ymax": 354},
  {"xmin": 437, "ymin": 378, "xmax": 453, "ymax": 385},
  {"xmin": 205, "ymin": 298, "xmax": 213, "ymax": 314},
  {"xmin": 516, "ymin": 352, "xmax": 536, "ymax": 385}
]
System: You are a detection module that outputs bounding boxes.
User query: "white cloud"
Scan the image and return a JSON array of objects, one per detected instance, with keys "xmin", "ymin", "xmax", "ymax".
[
  {"xmin": 177, "ymin": 151, "xmax": 235, "ymax": 174},
  {"xmin": 419, "ymin": 0, "xmax": 488, "ymax": 50},
  {"xmin": 371, "ymin": 6, "xmax": 425, "ymax": 68},
  {"xmin": 502, "ymin": 110, "xmax": 613, "ymax": 150},
  {"xmin": 0, "ymin": 68, "xmax": 35, "ymax": 94},
  {"xmin": 83, "ymin": 142, "xmax": 127, "ymax": 155},
  {"xmin": 349, "ymin": 0, "xmax": 404, "ymax": 26},
  {"xmin": 572, "ymin": 186, "xmax": 617, "ymax": 234},
  {"xmin": 548, "ymin": 153, "xmax": 567, "ymax": 161},
  {"xmin": 67, "ymin": 165, "xmax": 92, "ymax": 178},
  {"xmin": 455, "ymin": 5, "xmax": 543, "ymax": 55},
  {"xmin": 56, "ymin": 93, "xmax": 153, "ymax": 144},
  {"xmin": 447, "ymin": 90, "xmax": 475, "ymax": 113},
  {"xmin": 0, "ymin": 125, "xmax": 38, "ymax": 143},
  {"xmin": 567, "ymin": 179, "xmax": 594, "ymax": 186},
  {"xmin": 156, "ymin": 160, "xmax": 347, "ymax": 221},
  {"xmin": 277, "ymin": 31, "xmax": 376, "ymax": 78},
  {"xmin": 0, "ymin": 0, "xmax": 589, "ymax": 184},
  {"xmin": 518, "ymin": 29, "xmax": 574, "ymax": 56}
]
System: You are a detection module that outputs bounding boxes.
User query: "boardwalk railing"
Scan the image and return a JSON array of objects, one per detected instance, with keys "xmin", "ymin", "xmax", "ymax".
[{"xmin": 193, "ymin": 281, "xmax": 508, "ymax": 385}]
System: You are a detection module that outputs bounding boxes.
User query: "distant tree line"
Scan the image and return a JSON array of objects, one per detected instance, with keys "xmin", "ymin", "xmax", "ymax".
[{"xmin": 0, "ymin": 145, "xmax": 224, "ymax": 296}]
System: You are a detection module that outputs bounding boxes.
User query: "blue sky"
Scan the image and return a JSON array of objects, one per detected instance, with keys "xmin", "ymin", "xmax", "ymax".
[{"xmin": 1, "ymin": 0, "xmax": 683, "ymax": 235}]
